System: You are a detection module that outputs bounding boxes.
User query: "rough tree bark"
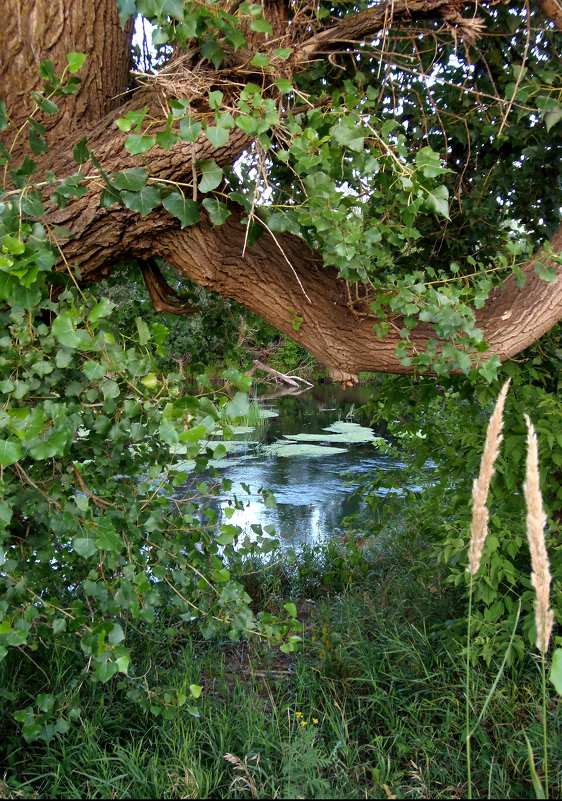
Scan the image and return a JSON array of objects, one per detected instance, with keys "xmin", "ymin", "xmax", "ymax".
[{"xmin": 1, "ymin": 0, "xmax": 561, "ymax": 383}]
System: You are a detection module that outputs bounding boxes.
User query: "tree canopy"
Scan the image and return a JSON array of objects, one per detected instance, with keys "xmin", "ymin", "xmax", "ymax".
[
  {"xmin": 0, "ymin": 0, "xmax": 561, "ymax": 742},
  {"xmin": 1, "ymin": 0, "xmax": 561, "ymax": 382}
]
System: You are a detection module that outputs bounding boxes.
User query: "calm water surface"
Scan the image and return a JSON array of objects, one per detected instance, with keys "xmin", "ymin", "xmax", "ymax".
[{"xmin": 176, "ymin": 384, "xmax": 427, "ymax": 550}]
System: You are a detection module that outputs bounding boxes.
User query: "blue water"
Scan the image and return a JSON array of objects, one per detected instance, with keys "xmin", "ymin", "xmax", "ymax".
[{"xmin": 175, "ymin": 385, "xmax": 430, "ymax": 550}]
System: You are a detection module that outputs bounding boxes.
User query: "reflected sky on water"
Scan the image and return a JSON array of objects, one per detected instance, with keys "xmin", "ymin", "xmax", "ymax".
[{"xmin": 174, "ymin": 384, "xmax": 430, "ymax": 550}]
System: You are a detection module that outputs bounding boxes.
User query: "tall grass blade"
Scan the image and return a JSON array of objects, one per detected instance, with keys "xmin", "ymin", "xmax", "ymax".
[
  {"xmin": 524, "ymin": 732, "xmax": 546, "ymax": 800},
  {"xmin": 465, "ymin": 379, "xmax": 510, "ymax": 800},
  {"xmin": 467, "ymin": 378, "xmax": 510, "ymax": 576},
  {"xmin": 469, "ymin": 600, "xmax": 521, "ymax": 737}
]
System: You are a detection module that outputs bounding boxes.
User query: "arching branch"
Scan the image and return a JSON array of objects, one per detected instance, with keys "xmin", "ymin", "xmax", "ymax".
[{"xmin": 140, "ymin": 260, "xmax": 198, "ymax": 315}]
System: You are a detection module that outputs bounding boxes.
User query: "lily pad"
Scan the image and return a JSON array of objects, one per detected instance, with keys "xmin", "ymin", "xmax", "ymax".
[
  {"xmin": 323, "ymin": 421, "xmax": 374, "ymax": 435},
  {"xmin": 284, "ymin": 428, "xmax": 382, "ymax": 445},
  {"xmin": 262, "ymin": 441, "xmax": 348, "ymax": 458},
  {"xmin": 171, "ymin": 439, "xmax": 247, "ymax": 456},
  {"xmin": 225, "ymin": 425, "xmax": 255, "ymax": 435},
  {"xmin": 256, "ymin": 409, "xmax": 279, "ymax": 419}
]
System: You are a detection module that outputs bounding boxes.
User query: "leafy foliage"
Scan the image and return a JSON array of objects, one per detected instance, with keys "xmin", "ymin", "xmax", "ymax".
[
  {"xmin": 0, "ymin": 59, "xmax": 301, "ymax": 741},
  {"xmin": 351, "ymin": 338, "xmax": 561, "ymax": 664},
  {"xmin": 0, "ymin": 0, "xmax": 561, "ymax": 745}
]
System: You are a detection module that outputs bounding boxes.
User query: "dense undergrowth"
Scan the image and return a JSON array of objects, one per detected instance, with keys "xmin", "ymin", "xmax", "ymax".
[{"xmin": 2, "ymin": 529, "xmax": 560, "ymax": 799}]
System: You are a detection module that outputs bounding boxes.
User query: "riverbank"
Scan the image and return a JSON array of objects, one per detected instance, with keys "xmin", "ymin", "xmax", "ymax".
[{"xmin": 2, "ymin": 533, "xmax": 559, "ymax": 799}]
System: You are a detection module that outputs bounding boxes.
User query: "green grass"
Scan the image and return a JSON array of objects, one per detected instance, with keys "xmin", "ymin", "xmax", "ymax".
[{"xmin": 1, "ymin": 537, "xmax": 560, "ymax": 799}]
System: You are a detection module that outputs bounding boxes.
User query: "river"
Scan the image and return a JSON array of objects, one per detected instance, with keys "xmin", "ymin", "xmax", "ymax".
[{"xmin": 173, "ymin": 383, "xmax": 430, "ymax": 551}]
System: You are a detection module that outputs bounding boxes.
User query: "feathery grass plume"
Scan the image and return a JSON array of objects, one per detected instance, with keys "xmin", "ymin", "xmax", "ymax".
[
  {"xmin": 467, "ymin": 379, "xmax": 510, "ymax": 575},
  {"xmin": 523, "ymin": 414, "xmax": 554, "ymax": 654}
]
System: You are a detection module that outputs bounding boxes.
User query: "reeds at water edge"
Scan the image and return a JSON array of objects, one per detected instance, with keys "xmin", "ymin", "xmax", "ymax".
[
  {"xmin": 467, "ymin": 379, "xmax": 510, "ymax": 576},
  {"xmin": 523, "ymin": 413, "xmax": 554, "ymax": 655}
]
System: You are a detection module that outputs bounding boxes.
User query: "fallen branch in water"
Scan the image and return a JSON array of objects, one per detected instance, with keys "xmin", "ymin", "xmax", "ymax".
[{"xmin": 246, "ymin": 359, "xmax": 314, "ymax": 389}]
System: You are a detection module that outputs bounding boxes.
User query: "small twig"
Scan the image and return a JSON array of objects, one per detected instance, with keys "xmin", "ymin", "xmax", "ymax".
[
  {"xmin": 72, "ymin": 462, "xmax": 117, "ymax": 509},
  {"xmin": 497, "ymin": 0, "xmax": 531, "ymax": 138},
  {"xmin": 13, "ymin": 463, "xmax": 61, "ymax": 510}
]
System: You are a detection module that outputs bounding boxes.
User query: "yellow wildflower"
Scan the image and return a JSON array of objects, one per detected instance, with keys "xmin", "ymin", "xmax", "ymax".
[
  {"xmin": 313, "ymin": 718, "xmax": 319, "ymax": 724},
  {"xmin": 300, "ymin": 720, "xmax": 307, "ymax": 726},
  {"xmin": 295, "ymin": 711, "xmax": 302, "ymax": 718}
]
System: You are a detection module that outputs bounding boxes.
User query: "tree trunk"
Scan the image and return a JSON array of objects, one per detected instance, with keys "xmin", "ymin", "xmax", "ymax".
[
  {"xmin": 1, "ymin": 0, "xmax": 133, "ymax": 152},
  {"xmin": 1, "ymin": 0, "xmax": 561, "ymax": 382}
]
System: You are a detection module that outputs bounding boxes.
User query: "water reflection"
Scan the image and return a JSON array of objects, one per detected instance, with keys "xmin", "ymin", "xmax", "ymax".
[{"xmin": 175, "ymin": 384, "xmax": 429, "ymax": 550}]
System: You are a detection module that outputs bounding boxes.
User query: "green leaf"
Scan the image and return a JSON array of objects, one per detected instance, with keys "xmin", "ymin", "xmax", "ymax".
[
  {"xmin": 115, "ymin": 118, "xmax": 132, "ymax": 132},
  {"xmin": 217, "ymin": 528, "xmax": 237, "ymax": 546},
  {"xmin": 284, "ymin": 602, "xmax": 297, "ymax": 618},
  {"xmin": 159, "ymin": 417, "xmax": 179, "ymax": 445},
  {"xmin": 140, "ymin": 372, "xmax": 159, "ymax": 389},
  {"xmin": 523, "ymin": 733, "xmax": 546, "ymax": 799},
  {"xmin": 52, "ymin": 618, "xmax": 67, "ymax": 635},
  {"xmin": 423, "ymin": 185, "xmax": 450, "ymax": 218},
  {"xmin": 124, "ymin": 134, "xmax": 156, "ymax": 155},
  {"xmin": 66, "ymin": 52, "xmax": 86, "ymax": 73},
  {"xmin": 156, "ymin": 129, "xmax": 179, "ymax": 150},
  {"xmin": 162, "ymin": 0, "xmax": 185, "ymax": 21},
  {"xmin": 0, "ymin": 101, "xmax": 7, "ymax": 131},
  {"xmin": 72, "ymin": 137, "xmax": 89, "ymax": 164},
  {"xmin": 202, "ymin": 198, "xmax": 231, "ymax": 226},
  {"xmin": 330, "ymin": 120, "xmax": 365, "ymax": 153},
  {"xmin": 102, "ymin": 380, "xmax": 120, "ymax": 400},
  {"xmin": 162, "ymin": 192, "xmax": 200, "ymax": 228},
  {"xmin": 29, "ymin": 429, "xmax": 68, "ymax": 459},
  {"xmin": 237, "ymin": 112, "xmax": 271, "ymax": 136},
  {"xmin": 32, "ymin": 93, "xmax": 58, "ymax": 115},
  {"xmin": 2, "ymin": 235, "xmax": 25, "ymax": 254},
  {"xmin": 95, "ymin": 526, "xmax": 123, "ymax": 553},
  {"xmin": 111, "ymin": 168, "xmax": 148, "ymax": 191},
  {"xmin": 274, "ymin": 78, "xmax": 292, "ymax": 93},
  {"xmin": 549, "ymin": 648, "xmax": 562, "ymax": 695},
  {"xmin": 200, "ymin": 40, "xmax": 225, "ymax": 68},
  {"xmin": 135, "ymin": 316, "xmax": 150, "ymax": 345},
  {"xmin": 89, "ymin": 297, "xmax": 116, "ymax": 322},
  {"xmin": 39, "ymin": 59, "xmax": 57, "ymax": 83},
  {"xmin": 151, "ymin": 322, "xmax": 169, "ymax": 344},
  {"xmin": 152, "ymin": 27, "xmax": 169, "ymax": 46},
  {"xmin": 225, "ymin": 391, "xmax": 250, "ymax": 420},
  {"xmin": 115, "ymin": 652, "xmax": 130, "ymax": 674},
  {"xmin": 274, "ymin": 48, "xmax": 292, "ymax": 59},
  {"xmin": 51, "ymin": 315, "xmax": 87, "ymax": 349},
  {"xmin": 189, "ymin": 684, "xmax": 202, "ymax": 699},
  {"xmin": 415, "ymin": 146, "xmax": 446, "ymax": 178},
  {"xmin": 197, "ymin": 160, "xmax": 223, "ymax": 193},
  {"xmin": 179, "ymin": 423, "xmax": 206, "ymax": 442},
  {"xmin": 0, "ymin": 440, "xmax": 22, "ymax": 467},
  {"xmin": 205, "ymin": 125, "xmax": 229, "ymax": 149},
  {"xmin": 121, "ymin": 185, "xmax": 161, "ymax": 216},
  {"xmin": 83, "ymin": 361, "xmax": 105, "ymax": 381},
  {"xmin": 381, "ymin": 119, "xmax": 398, "ymax": 139},
  {"xmin": 251, "ymin": 53, "xmax": 270, "ymax": 68},
  {"xmin": 116, "ymin": 0, "xmax": 137, "ymax": 27},
  {"xmin": 95, "ymin": 661, "xmax": 118, "ymax": 683},
  {"xmin": 544, "ymin": 107, "xmax": 562, "ymax": 131},
  {"xmin": 108, "ymin": 624, "xmax": 125, "ymax": 645},
  {"xmin": 179, "ymin": 117, "xmax": 202, "ymax": 142},
  {"xmin": 534, "ymin": 261, "xmax": 557, "ymax": 283},
  {"xmin": 72, "ymin": 536, "xmax": 97, "ymax": 558},
  {"xmin": 208, "ymin": 91, "xmax": 224, "ymax": 110},
  {"xmin": 250, "ymin": 18, "xmax": 272, "ymax": 34}
]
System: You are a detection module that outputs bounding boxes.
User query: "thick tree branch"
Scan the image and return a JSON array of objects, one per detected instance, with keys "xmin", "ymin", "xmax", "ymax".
[
  {"xmin": 536, "ymin": 0, "xmax": 562, "ymax": 29},
  {"xmin": 294, "ymin": 0, "xmax": 487, "ymax": 62},
  {"xmin": 2, "ymin": 0, "xmax": 560, "ymax": 383},
  {"xmin": 152, "ymin": 206, "xmax": 562, "ymax": 381},
  {"xmin": 140, "ymin": 260, "xmax": 198, "ymax": 315}
]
